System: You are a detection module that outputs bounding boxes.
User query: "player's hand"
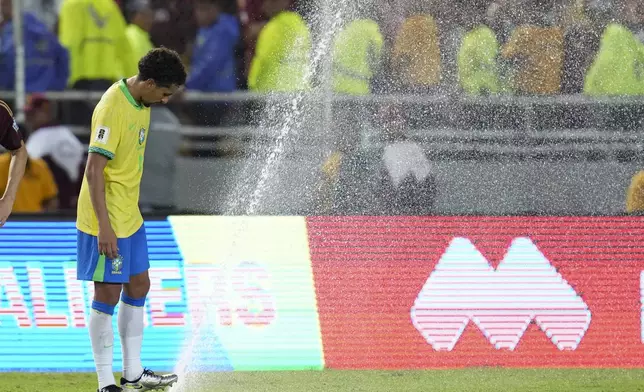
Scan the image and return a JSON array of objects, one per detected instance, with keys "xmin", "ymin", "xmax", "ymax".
[
  {"xmin": 98, "ymin": 225, "xmax": 119, "ymax": 259},
  {"xmin": 0, "ymin": 197, "xmax": 13, "ymax": 227}
]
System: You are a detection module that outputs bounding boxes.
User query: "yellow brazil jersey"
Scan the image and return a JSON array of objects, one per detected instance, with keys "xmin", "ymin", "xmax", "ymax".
[{"xmin": 76, "ymin": 79, "xmax": 150, "ymax": 238}]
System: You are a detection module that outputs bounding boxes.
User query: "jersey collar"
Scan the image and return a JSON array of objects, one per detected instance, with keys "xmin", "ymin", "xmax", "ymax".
[{"xmin": 119, "ymin": 79, "xmax": 143, "ymax": 111}]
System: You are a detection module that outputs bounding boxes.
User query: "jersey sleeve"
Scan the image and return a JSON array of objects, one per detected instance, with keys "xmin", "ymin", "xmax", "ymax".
[
  {"xmin": 88, "ymin": 107, "xmax": 121, "ymax": 160},
  {"xmin": 0, "ymin": 101, "xmax": 23, "ymax": 151}
]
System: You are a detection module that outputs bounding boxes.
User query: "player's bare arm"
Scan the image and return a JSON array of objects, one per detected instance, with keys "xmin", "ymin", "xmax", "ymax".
[
  {"xmin": 85, "ymin": 152, "xmax": 118, "ymax": 259},
  {"xmin": 0, "ymin": 99, "xmax": 28, "ymax": 227},
  {"xmin": 0, "ymin": 140, "xmax": 27, "ymax": 227}
]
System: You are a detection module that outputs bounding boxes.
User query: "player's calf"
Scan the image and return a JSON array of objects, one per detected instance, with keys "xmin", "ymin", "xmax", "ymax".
[
  {"xmin": 118, "ymin": 292, "xmax": 146, "ymax": 381},
  {"xmin": 92, "ymin": 287, "xmax": 129, "ymax": 392}
]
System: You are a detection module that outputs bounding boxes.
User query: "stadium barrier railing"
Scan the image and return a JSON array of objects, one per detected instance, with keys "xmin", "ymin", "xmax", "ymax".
[{"xmin": 3, "ymin": 90, "xmax": 642, "ymax": 159}]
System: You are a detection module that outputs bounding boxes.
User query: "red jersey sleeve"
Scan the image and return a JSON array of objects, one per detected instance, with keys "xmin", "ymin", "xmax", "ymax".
[{"xmin": 0, "ymin": 100, "xmax": 24, "ymax": 151}]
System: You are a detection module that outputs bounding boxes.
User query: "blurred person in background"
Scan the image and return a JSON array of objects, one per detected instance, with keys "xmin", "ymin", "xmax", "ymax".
[
  {"xmin": 434, "ymin": 0, "xmax": 472, "ymax": 89},
  {"xmin": 22, "ymin": 0, "xmax": 64, "ymax": 31},
  {"xmin": 183, "ymin": 0, "xmax": 240, "ymax": 125},
  {"xmin": 561, "ymin": 0, "xmax": 601, "ymax": 94},
  {"xmin": 139, "ymin": 106, "xmax": 181, "ymax": 213},
  {"xmin": 237, "ymin": 0, "xmax": 292, "ymax": 82},
  {"xmin": 0, "ymin": 146, "xmax": 58, "ymax": 214},
  {"xmin": 189, "ymin": 0, "xmax": 240, "ymax": 93},
  {"xmin": 458, "ymin": 0, "xmax": 503, "ymax": 95},
  {"xmin": 331, "ymin": 2, "xmax": 384, "ymax": 96},
  {"xmin": 319, "ymin": 103, "xmax": 437, "ymax": 215},
  {"xmin": 58, "ymin": 0, "xmax": 133, "ymax": 124},
  {"xmin": 326, "ymin": 2, "xmax": 384, "ymax": 195},
  {"xmin": 626, "ymin": 0, "xmax": 644, "ymax": 201},
  {"xmin": 24, "ymin": 94, "xmax": 84, "ymax": 211},
  {"xmin": 390, "ymin": 0, "xmax": 442, "ymax": 93},
  {"xmin": 377, "ymin": 104, "xmax": 437, "ymax": 216},
  {"xmin": 247, "ymin": 0, "xmax": 311, "ymax": 92},
  {"xmin": 501, "ymin": 0, "xmax": 564, "ymax": 95},
  {"xmin": 125, "ymin": 0, "xmax": 155, "ymax": 77},
  {"xmin": 484, "ymin": 0, "xmax": 518, "ymax": 88},
  {"xmin": 584, "ymin": 0, "xmax": 644, "ymax": 96},
  {"xmin": 0, "ymin": 0, "xmax": 69, "ymax": 93},
  {"xmin": 0, "ymin": 144, "xmax": 59, "ymax": 213},
  {"xmin": 0, "ymin": 100, "xmax": 28, "ymax": 225},
  {"xmin": 0, "ymin": 99, "xmax": 58, "ymax": 214},
  {"xmin": 59, "ymin": 0, "xmax": 133, "ymax": 90},
  {"xmin": 584, "ymin": 0, "xmax": 644, "ymax": 128},
  {"xmin": 148, "ymin": 0, "xmax": 197, "ymax": 64}
]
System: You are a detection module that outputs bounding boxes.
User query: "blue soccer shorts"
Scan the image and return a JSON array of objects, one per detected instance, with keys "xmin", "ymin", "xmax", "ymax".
[{"xmin": 76, "ymin": 224, "xmax": 150, "ymax": 283}]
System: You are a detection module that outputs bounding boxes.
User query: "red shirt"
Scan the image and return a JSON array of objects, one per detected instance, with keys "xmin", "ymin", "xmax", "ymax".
[{"xmin": 0, "ymin": 101, "xmax": 23, "ymax": 151}]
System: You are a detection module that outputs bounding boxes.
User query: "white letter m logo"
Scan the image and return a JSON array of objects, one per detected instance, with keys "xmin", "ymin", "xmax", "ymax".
[{"xmin": 411, "ymin": 237, "xmax": 591, "ymax": 351}]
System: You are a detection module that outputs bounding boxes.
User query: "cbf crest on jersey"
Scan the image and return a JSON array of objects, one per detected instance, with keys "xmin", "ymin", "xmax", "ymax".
[{"xmin": 139, "ymin": 128, "xmax": 146, "ymax": 145}]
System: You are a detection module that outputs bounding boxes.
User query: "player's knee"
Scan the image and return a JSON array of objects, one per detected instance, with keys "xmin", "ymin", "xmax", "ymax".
[
  {"xmin": 124, "ymin": 270, "xmax": 150, "ymax": 299},
  {"xmin": 93, "ymin": 282, "xmax": 122, "ymax": 307},
  {"xmin": 124, "ymin": 284, "xmax": 150, "ymax": 300}
]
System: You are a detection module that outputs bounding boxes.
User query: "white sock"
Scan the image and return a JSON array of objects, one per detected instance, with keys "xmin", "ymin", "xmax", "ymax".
[
  {"xmin": 89, "ymin": 309, "xmax": 116, "ymax": 389},
  {"xmin": 118, "ymin": 300, "xmax": 145, "ymax": 381}
]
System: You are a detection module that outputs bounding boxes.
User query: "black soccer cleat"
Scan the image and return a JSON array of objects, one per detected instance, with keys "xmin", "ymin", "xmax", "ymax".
[{"xmin": 98, "ymin": 385, "xmax": 123, "ymax": 392}]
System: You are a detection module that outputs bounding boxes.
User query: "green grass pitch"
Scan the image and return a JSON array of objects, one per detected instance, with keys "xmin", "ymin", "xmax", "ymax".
[{"xmin": 3, "ymin": 369, "xmax": 644, "ymax": 392}]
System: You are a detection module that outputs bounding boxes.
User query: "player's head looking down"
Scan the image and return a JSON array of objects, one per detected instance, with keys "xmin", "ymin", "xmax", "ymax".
[{"xmin": 135, "ymin": 47, "xmax": 187, "ymax": 106}]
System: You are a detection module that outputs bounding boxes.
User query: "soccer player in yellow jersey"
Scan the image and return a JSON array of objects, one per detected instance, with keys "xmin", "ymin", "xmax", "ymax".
[{"xmin": 76, "ymin": 48, "xmax": 186, "ymax": 392}]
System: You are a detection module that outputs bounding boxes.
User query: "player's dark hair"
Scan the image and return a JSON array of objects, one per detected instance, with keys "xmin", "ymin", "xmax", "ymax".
[{"xmin": 137, "ymin": 47, "xmax": 187, "ymax": 88}]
